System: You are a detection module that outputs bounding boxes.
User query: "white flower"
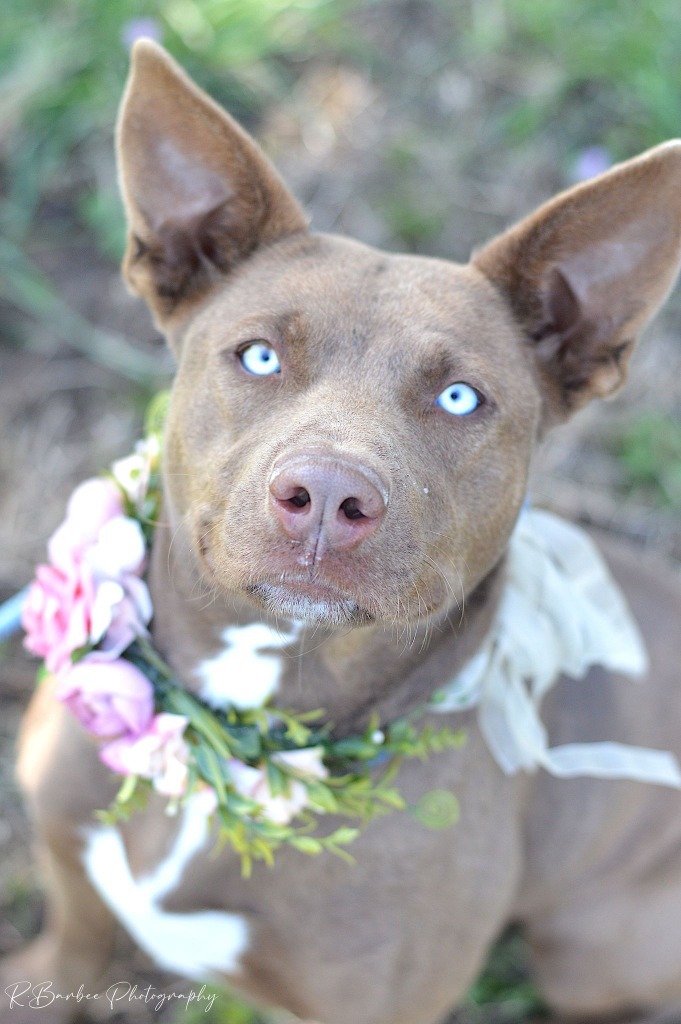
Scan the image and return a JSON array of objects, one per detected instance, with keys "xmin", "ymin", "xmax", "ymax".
[
  {"xmin": 272, "ymin": 746, "xmax": 329, "ymax": 780},
  {"xmin": 111, "ymin": 436, "xmax": 159, "ymax": 507},
  {"xmin": 228, "ymin": 747, "xmax": 328, "ymax": 826}
]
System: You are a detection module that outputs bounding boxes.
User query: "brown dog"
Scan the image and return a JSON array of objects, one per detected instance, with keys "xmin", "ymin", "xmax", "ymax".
[{"xmin": 3, "ymin": 40, "xmax": 681, "ymax": 1024}]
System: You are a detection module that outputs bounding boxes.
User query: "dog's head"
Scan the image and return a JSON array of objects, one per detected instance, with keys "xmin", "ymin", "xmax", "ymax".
[{"xmin": 117, "ymin": 41, "xmax": 681, "ymax": 629}]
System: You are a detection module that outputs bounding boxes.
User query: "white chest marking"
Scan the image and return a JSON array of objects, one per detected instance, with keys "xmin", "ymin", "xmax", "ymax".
[
  {"xmin": 196, "ymin": 621, "xmax": 302, "ymax": 711},
  {"xmin": 82, "ymin": 795, "xmax": 248, "ymax": 980}
]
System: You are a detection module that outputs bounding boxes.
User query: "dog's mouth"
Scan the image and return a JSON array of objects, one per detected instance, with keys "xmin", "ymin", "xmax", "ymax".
[{"xmin": 246, "ymin": 576, "xmax": 374, "ymax": 627}]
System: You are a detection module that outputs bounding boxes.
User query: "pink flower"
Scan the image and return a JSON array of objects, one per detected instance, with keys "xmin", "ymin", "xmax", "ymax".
[
  {"xmin": 95, "ymin": 577, "xmax": 153, "ymax": 658},
  {"xmin": 55, "ymin": 656, "xmax": 154, "ymax": 738},
  {"xmin": 22, "ymin": 560, "xmax": 96, "ymax": 674},
  {"xmin": 86, "ymin": 516, "xmax": 146, "ymax": 579},
  {"xmin": 22, "ymin": 525, "xmax": 151, "ymax": 673},
  {"xmin": 83, "ymin": 515, "xmax": 151, "ymax": 653},
  {"xmin": 48, "ymin": 478, "xmax": 124, "ymax": 573},
  {"xmin": 23, "ymin": 467, "xmax": 152, "ymax": 672},
  {"xmin": 68, "ymin": 477, "xmax": 125, "ymax": 532},
  {"xmin": 100, "ymin": 713, "xmax": 190, "ymax": 797},
  {"xmin": 228, "ymin": 747, "xmax": 328, "ymax": 825}
]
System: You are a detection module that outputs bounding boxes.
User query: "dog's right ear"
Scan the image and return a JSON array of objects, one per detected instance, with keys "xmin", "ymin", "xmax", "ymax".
[{"xmin": 117, "ymin": 40, "xmax": 308, "ymax": 328}]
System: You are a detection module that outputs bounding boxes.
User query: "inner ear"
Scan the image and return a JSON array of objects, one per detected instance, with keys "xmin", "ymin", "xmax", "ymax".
[
  {"xmin": 533, "ymin": 265, "xmax": 631, "ymax": 405},
  {"xmin": 534, "ymin": 268, "xmax": 581, "ymax": 345}
]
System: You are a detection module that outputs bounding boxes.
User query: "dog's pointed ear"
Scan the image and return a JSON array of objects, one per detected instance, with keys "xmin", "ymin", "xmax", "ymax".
[
  {"xmin": 117, "ymin": 40, "xmax": 308, "ymax": 327},
  {"xmin": 473, "ymin": 142, "xmax": 681, "ymax": 423}
]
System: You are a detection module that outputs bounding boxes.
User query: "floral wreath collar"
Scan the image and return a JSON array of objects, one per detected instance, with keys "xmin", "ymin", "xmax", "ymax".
[
  {"xmin": 21, "ymin": 395, "xmax": 463, "ymax": 874},
  {"xmin": 21, "ymin": 396, "xmax": 681, "ymax": 874}
]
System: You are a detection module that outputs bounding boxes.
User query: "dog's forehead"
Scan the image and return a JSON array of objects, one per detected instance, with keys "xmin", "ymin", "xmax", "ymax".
[{"xmin": 191, "ymin": 232, "xmax": 522, "ymax": 372}]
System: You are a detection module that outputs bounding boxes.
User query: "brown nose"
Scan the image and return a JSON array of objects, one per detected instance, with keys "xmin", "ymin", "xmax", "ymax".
[{"xmin": 269, "ymin": 454, "xmax": 388, "ymax": 554}]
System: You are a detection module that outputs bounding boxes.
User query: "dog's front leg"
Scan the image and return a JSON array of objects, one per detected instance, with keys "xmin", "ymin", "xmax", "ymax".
[
  {"xmin": 0, "ymin": 828, "xmax": 116, "ymax": 1024},
  {"xmin": 1, "ymin": 685, "xmax": 117, "ymax": 1023}
]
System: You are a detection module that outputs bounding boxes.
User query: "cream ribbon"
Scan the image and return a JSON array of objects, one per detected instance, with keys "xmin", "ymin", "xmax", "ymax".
[{"xmin": 431, "ymin": 509, "xmax": 681, "ymax": 789}]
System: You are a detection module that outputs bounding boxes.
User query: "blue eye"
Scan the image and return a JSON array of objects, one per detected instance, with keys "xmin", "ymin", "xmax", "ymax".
[
  {"xmin": 436, "ymin": 382, "xmax": 481, "ymax": 416},
  {"xmin": 239, "ymin": 342, "xmax": 281, "ymax": 376}
]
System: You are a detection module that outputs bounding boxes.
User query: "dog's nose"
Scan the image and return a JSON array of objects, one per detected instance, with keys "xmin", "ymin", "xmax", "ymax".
[{"xmin": 269, "ymin": 454, "xmax": 387, "ymax": 552}]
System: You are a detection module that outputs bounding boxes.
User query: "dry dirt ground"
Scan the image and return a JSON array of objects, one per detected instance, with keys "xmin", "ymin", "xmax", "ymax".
[{"xmin": 1, "ymin": 4, "xmax": 680, "ymax": 1022}]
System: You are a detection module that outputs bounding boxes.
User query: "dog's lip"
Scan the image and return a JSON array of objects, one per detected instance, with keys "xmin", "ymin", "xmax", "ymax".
[
  {"xmin": 259, "ymin": 575, "xmax": 355, "ymax": 601},
  {"xmin": 247, "ymin": 574, "xmax": 374, "ymax": 625}
]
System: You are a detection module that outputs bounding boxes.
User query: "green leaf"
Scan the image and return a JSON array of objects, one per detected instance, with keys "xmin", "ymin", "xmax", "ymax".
[
  {"xmin": 411, "ymin": 789, "xmax": 460, "ymax": 830},
  {"xmin": 220, "ymin": 723, "xmax": 262, "ymax": 762},
  {"xmin": 114, "ymin": 773, "xmax": 139, "ymax": 805},
  {"xmin": 36, "ymin": 663, "xmax": 52, "ymax": 685},
  {"xmin": 375, "ymin": 788, "xmax": 407, "ymax": 810},
  {"xmin": 324, "ymin": 826, "xmax": 360, "ymax": 846},
  {"xmin": 331, "ymin": 738, "xmax": 382, "ymax": 760},
  {"xmin": 283, "ymin": 719, "xmax": 313, "ymax": 746},
  {"xmin": 144, "ymin": 390, "xmax": 171, "ymax": 436},
  {"xmin": 224, "ymin": 789, "xmax": 263, "ymax": 817},
  {"xmin": 266, "ymin": 760, "xmax": 290, "ymax": 798},
  {"xmin": 196, "ymin": 747, "xmax": 229, "ymax": 806},
  {"xmin": 250, "ymin": 836, "xmax": 277, "ymax": 868},
  {"xmin": 304, "ymin": 782, "xmax": 339, "ymax": 813},
  {"xmin": 289, "ymin": 836, "xmax": 324, "ymax": 855}
]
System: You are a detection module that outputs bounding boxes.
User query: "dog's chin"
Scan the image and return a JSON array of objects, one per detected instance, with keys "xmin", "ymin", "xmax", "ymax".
[{"xmin": 246, "ymin": 581, "xmax": 374, "ymax": 628}]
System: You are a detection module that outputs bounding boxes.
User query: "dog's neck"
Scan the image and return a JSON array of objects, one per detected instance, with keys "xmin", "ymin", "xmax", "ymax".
[{"xmin": 148, "ymin": 515, "xmax": 505, "ymax": 733}]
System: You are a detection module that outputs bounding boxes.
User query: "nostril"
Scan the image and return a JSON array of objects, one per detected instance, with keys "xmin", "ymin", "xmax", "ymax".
[
  {"xmin": 281, "ymin": 487, "xmax": 310, "ymax": 512},
  {"xmin": 339, "ymin": 497, "xmax": 366, "ymax": 521},
  {"xmin": 270, "ymin": 455, "xmax": 388, "ymax": 548}
]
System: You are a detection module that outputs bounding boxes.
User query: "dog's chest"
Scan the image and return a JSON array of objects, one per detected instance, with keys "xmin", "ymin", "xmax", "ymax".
[
  {"xmin": 80, "ymin": 622, "xmax": 303, "ymax": 978},
  {"xmin": 192, "ymin": 620, "xmax": 302, "ymax": 710}
]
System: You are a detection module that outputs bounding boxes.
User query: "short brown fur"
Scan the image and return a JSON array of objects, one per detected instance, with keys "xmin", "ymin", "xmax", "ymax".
[{"xmin": 3, "ymin": 40, "xmax": 681, "ymax": 1024}]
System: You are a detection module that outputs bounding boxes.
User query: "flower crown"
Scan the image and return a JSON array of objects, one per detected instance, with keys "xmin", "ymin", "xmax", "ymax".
[{"xmin": 22, "ymin": 394, "xmax": 463, "ymax": 874}]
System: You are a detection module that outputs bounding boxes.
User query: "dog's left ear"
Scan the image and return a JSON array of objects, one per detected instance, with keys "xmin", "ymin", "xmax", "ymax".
[
  {"xmin": 117, "ymin": 40, "xmax": 308, "ymax": 328},
  {"xmin": 473, "ymin": 142, "xmax": 681, "ymax": 423}
]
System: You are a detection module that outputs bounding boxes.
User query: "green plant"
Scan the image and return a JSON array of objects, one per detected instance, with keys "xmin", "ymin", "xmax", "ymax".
[
  {"xmin": 0, "ymin": 0, "xmax": 354, "ymax": 243},
  {"xmin": 615, "ymin": 413, "xmax": 681, "ymax": 508},
  {"xmin": 177, "ymin": 987, "xmax": 267, "ymax": 1024},
  {"xmin": 463, "ymin": 0, "xmax": 681, "ymax": 158},
  {"xmin": 0, "ymin": 0, "xmax": 355, "ymax": 380},
  {"xmin": 464, "ymin": 931, "xmax": 547, "ymax": 1023}
]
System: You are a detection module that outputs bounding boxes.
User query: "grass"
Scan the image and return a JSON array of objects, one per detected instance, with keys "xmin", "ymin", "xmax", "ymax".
[
  {"xmin": 3, "ymin": 0, "xmax": 681, "ymax": 255},
  {"xmin": 0, "ymin": 0, "xmax": 356, "ymax": 383},
  {"xmin": 2, "ymin": 0, "xmax": 680, "ymax": 347},
  {"xmin": 463, "ymin": 932, "xmax": 546, "ymax": 1024},
  {"xmin": 0, "ymin": 0, "xmax": 354, "ymax": 244},
  {"xmin": 615, "ymin": 413, "xmax": 681, "ymax": 509},
  {"xmin": 178, "ymin": 988, "xmax": 268, "ymax": 1024},
  {"xmin": 463, "ymin": 0, "xmax": 681, "ymax": 158}
]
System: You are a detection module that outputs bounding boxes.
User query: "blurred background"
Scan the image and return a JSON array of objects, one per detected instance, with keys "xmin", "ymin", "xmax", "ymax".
[{"xmin": 1, "ymin": 1, "xmax": 681, "ymax": 1021}]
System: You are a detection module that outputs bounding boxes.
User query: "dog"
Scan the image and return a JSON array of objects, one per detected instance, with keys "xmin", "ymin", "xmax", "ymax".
[{"xmin": 3, "ymin": 38, "xmax": 681, "ymax": 1024}]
